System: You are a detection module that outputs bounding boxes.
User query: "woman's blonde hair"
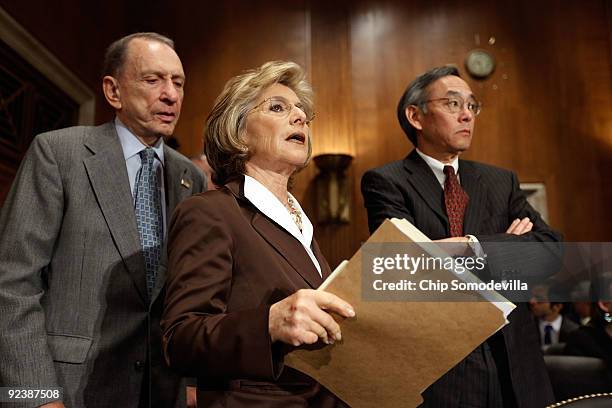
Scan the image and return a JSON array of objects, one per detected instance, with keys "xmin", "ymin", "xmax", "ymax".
[{"xmin": 204, "ymin": 60, "xmax": 314, "ymax": 185}]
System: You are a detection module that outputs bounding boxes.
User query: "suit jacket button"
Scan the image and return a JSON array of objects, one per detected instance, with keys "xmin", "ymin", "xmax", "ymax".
[{"xmin": 134, "ymin": 360, "xmax": 144, "ymax": 371}]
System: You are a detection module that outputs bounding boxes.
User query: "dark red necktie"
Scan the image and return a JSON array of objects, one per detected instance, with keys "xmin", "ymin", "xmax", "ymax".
[{"xmin": 443, "ymin": 166, "xmax": 469, "ymax": 237}]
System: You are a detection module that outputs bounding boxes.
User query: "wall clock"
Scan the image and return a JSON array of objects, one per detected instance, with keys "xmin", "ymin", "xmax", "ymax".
[{"xmin": 465, "ymin": 49, "xmax": 495, "ymax": 79}]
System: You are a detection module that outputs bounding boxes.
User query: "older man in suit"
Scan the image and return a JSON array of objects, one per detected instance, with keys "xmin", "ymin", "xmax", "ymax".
[
  {"xmin": 0, "ymin": 33, "xmax": 205, "ymax": 407},
  {"xmin": 361, "ymin": 66, "xmax": 562, "ymax": 407}
]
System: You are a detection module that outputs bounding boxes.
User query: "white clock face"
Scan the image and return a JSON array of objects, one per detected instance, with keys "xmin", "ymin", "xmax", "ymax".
[{"xmin": 465, "ymin": 50, "xmax": 495, "ymax": 78}]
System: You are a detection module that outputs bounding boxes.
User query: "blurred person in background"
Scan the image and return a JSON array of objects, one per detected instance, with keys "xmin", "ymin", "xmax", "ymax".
[
  {"xmin": 529, "ymin": 284, "xmax": 578, "ymax": 351},
  {"xmin": 565, "ymin": 272, "xmax": 612, "ymax": 379}
]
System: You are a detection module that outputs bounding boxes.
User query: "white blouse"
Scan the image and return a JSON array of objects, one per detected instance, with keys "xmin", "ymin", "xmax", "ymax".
[{"xmin": 243, "ymin": 175, "xmax": 321, "ymax": 276}]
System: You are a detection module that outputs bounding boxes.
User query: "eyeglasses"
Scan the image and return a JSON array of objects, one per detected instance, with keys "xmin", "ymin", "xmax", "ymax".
[
  {"xmin": 423, "ymin": 97, "xmax": 482, "ymax": 116},
  {"xmin": 249, "ymin": 97, "xmax": 315, "ymax": 124}
]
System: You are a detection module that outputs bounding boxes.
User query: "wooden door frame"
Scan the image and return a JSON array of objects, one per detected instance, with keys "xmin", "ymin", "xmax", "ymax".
[{"xmin": 0, "ymin": 6, "xmax": 95, "ymax": 125}]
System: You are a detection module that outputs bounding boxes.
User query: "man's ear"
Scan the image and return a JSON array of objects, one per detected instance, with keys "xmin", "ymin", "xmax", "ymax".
[
  {"xmin": 102, "ymin": 76, "xmax": 122, "ymax": 110},
  {"xmin": 406, "ymin": 105, "xmax": 423, "ymax": 131}
]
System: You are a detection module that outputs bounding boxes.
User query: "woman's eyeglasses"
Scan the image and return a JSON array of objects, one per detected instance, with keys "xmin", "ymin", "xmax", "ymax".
[{"xmin": 249, "ymin": 97, "xmax": 315, "ymax": 124}]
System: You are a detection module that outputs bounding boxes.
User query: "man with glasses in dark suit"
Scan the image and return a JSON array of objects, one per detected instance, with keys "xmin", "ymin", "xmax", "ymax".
[{"xmin": 361, "ymin": 66, "xmax": 561, "ymax": 407}]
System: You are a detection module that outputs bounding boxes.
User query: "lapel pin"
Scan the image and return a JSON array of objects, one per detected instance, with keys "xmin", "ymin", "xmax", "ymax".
[{"xmin": 181, "ymin": 178, "xmax": 192, "ymax": 189}]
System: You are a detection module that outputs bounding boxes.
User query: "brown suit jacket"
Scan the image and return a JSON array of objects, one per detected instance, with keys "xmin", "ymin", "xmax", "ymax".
[{"xmin": 161, "ymin": 177, "xmax": 347, "ymax": 408}]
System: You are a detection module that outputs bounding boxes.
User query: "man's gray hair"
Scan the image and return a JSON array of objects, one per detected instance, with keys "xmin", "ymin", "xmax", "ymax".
[
  {"xmin": 103, "ymin": 32, "xmax": 175, "ymax": 78},
  {"xmin": 397, "ymin": 66, "xmax": 461, "ymax": 146}
]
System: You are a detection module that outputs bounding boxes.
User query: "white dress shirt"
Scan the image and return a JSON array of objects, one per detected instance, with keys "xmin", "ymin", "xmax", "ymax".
[
  {"xmin": 416, "ymin": 148, "xmax": 459, "ymax": 188},
  {"xmin": 243, "ymin": 174, "xmax": 322, "ymax": 276}
]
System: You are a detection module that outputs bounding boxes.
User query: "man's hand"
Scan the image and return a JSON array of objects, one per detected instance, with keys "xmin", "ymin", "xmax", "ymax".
[
  {"xmin": 269, "ymin": 289, "xmax": 355, "ymax": 346},
  {"xmin": 506, "ymin": 217, "xmax": 532, "ymax": 235},
  {"xmin": 435, "ymin": 217, "xmax": 533, "ymax": 245},
  {"xmin": 186, "ymin": 386, "xmax": 197, "ymax": 408},
  {"xmin": 40, "ymin": 402, "xmax": 65, "ymax": 408}
]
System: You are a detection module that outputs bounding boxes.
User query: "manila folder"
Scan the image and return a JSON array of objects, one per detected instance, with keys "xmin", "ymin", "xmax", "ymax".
[{"xmin": 285, "ymin": 218, "xmax": 512, "ymax": 408}]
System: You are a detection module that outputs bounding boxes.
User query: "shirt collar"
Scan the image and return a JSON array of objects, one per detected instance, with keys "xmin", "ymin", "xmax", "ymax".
[
  {"xmin": 416, "ymin": 148, "xmax": 459, "ymax": 187},
  {"xmin": 243, "ymin": 174, "xmax": 313, "ymax": 246},
  {"xmin": 115, "ymin": 118, "xmax": 165, "ymax": 165}
]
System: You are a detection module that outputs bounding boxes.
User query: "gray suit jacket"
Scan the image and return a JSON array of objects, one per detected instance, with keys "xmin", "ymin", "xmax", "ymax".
[{"xmin": 0, "ymin": 122, "xmax": 205, "ymax": 408}]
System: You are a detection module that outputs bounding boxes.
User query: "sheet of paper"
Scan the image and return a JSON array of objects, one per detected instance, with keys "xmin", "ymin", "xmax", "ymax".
[{"xmin": 285, "ymin": 219, "xmax": 514, "ymax": 407}]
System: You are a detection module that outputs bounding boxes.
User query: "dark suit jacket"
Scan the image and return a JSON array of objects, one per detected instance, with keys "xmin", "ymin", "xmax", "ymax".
[
  {"xmin": 0, "ymin": 122, "xmax": 205, "ymax": 408},
  {"xmin": 361, "ymin": 150, "xmax": 562, "ymax": 408},
  {"xmin": 161, "ymin": 177, "xmax": 346, "ymax": 408},
  {"xmin": 565, "ymin": 325, "xmax": 612, "ymax": 378}
]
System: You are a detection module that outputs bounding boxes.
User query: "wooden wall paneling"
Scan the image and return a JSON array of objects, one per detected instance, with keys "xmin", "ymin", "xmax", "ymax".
[
  {"xmin": 349, "ymin": 1, "xmax": 405, "ymax": 250},
  {"xmin": 501, "ymin": 0, "xmax": 612, "ymax": 241},
  {"xmin": 600, "ymin": 0, "xmax": 612, "ymax": 237},
  {"xmin": 165, "ymin": 1, "xmax": 312, "ymax": 159},
  {"xmin": 474, "ymin": 1, "xmax": 564, "ymax": 230},
  {"xmin": 549, "ymin": 0, "xmax": 612, "ymax": 240},
  {"xmin": 303, "ymin": 0, "xmax": 357, "ymax": 268}
]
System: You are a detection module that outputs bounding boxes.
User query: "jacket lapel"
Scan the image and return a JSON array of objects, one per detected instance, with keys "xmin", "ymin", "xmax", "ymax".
[
  {"xmin": 311, "ymin": 239, "xmax": 332, "ymax": 280},
  {"xmin": 226, "ymin": 179, "xmax": 323, "ymax": 289},
  {"xmin": 251, "ymin": 213, "xmax": 323, "ymax": 288},
  {"xmin": 403, "ymin": 150, "xmax": 448, "ymax": 226},
  {"xmin": 83, "ymin": 123, "xmax": 148, "ymax": 304},
  {"xmin": 163, "ymin": 147, "xmax": 194, "ymax": 225},
  {"xmin": 459, "ymin": 160, "xmax": 486, "ymax": 235}
]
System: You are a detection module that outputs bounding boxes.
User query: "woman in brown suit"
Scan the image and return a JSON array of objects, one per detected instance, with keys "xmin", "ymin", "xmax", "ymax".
[{"xmin": 161, "ymin": 61, "xmax": 354, "ymax": 407}]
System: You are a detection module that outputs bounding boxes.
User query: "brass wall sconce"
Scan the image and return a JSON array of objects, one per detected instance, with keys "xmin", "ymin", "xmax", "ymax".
[{"xmin": 313, "ymin": 153, "xmax": 353, "ymax": 224}]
